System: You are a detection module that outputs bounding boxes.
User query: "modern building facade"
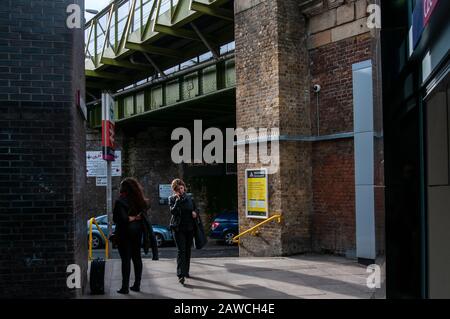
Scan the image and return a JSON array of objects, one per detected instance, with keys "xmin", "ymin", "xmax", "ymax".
[{"xmin": 381, "ymin": 0, "xmax": 450, "ymax": 298}]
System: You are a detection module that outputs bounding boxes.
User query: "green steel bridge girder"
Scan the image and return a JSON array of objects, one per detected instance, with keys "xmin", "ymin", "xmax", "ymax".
[
  {"xmin": 87, "ymin": 56, "xmax": 236, "ymax": 128},
  {"xmin": 85, "ymin": 0, "xmax": 235, "ymax": 92}
]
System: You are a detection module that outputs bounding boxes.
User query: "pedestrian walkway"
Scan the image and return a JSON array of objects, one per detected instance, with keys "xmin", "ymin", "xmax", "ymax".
[{"xmin": 86, "ymin": 254, "xmax": 380, "ymax": 299}]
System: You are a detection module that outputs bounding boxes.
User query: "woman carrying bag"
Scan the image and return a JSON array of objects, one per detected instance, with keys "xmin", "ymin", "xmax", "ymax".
[{"xmin": 168, "ymin": 179, "xmax": 205, "ymax": 285}]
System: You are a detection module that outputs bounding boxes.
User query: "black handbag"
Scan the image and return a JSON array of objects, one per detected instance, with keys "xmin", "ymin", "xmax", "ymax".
[
  {"xmin": 108, "ymin": 232, "xmax": 118, "ymax": 248},
  {"xmin": 141, "ymin": 211, "xmax": 159, "ymax": 260},
  {"xmin": 193, "ymin": 214, "xmax": 208, "ymax": 249}
]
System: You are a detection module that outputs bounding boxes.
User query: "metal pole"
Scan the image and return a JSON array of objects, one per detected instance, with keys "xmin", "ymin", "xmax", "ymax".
[
  {"xmin": 106, "ymin": 160, "xmax": 113, "ymax": 251},
  {"xmin": 102, "ymin": 91, "xmax": 114, "ymax": 258}
]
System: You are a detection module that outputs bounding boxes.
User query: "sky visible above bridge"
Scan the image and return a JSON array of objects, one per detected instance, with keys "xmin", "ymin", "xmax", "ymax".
[{"xmin": 85, "ymin": 0, "xmax": 111, "ymax": 21}]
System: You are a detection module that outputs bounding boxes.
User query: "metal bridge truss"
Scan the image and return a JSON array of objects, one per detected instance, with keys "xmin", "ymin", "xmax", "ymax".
[{"xmin": 85, "ymin": 0, "xmax": 235, "ymax": 100}]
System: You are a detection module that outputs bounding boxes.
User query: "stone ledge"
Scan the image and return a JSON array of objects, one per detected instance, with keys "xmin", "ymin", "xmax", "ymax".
[
  {"xmin": 308, "ymin": 19, "xmax": 371, "ymax": 49},
  {"xmin": 337, "ymin": 2, "xmax": 355, "ymax": 25},
  {"xmin": 331, "ymin": 17, "xmax": 370, "ymax": 42},
  {"xmin": 308, "ymin": 29, "xmax": 332, "ymax": 49},
  {"xmin": 234, "ymin": 0, "xmax": 264, "ymax": 14},
  {"xmin": 309, "ymin": 8, "xmax": 337, "ymax": 34}
]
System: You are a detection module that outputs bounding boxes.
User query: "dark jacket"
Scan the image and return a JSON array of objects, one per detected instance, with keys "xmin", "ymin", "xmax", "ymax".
[
  {"xmin": 169, "ymin": 194, "xmax": 197, "ymax": 231},
  {"xmin": 112, "ymin": 197, "xmax": 158, "ymax": 259},
  {"xmin": 169, "ymin": 194, "xmax": 207, "ymax": 249},
  {"xmin": 112, "ymin": 197, "xmax": 132, "ymax": 240}
]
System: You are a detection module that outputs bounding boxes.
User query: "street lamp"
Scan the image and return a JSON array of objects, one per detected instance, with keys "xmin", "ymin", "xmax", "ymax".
[
  {"xmin": 85, "ymin": 9, "xmax": 98, "ymax": 15},
  {"xmin": 85, "ymin": 9, "xmax": 99, "ymax": 24},
  {"xmin": 85, "ymin": 9, "xmax": 99, "ymax": 15}
]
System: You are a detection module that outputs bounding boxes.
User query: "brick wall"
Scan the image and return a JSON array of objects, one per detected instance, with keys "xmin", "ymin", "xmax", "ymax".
[
  {"xmin": 312, "ymin": 139, "xmax": 355, "ymax": 255},
  {"xmin": 123, "ymin": 126, "xmax": 183, "ymax": 225},
  {"xmin": 85, "ymin": 127, "xmax": 123, "ymax": 220},
  {"xmin": 234, "ymin": 0, "xmax": 383, "ymax": 257},
  {"xmin": 235, "ymin": 0, "xmax": 312, "ymax": 256},
  {"xmin": 309, "ymin": 33, "xmax": 372, "ymax": 135},
  {"xmin": 235, "ymin": 0, "xmax": 282, "ymax": 257},
  {"xmin": 85, "ymin": 124, "xmax": 238, "ymax": 232},
  {"xmin": 0, "ymin": 0, "xmax": 86, "ymax": 298},
  {"xmin": 309, "ymin": 33, "xmax": 373, "ymax": 255},
  {"xmin": 86, "ymin": 126, "xmax": 182, "ymax": 226}
]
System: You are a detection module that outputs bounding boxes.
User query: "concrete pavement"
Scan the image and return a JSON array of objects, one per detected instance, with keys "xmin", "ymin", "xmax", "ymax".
[
  {"xmin": 93, "ymin": 241, "xmax": 239, "ymax": 259},
  {"xmin": 86, "ymin": 254, "xmax": 380, "ymax": 299}
]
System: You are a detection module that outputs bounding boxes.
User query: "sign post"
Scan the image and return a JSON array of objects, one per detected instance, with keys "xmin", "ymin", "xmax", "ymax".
[
  {"xmin": 245, "ymin": 168, "xmax": 269, "ymax": 219},
  {"xmin": 101, "ymin": 92, "xmax": 115, "ymax": 252},
  {"xmin": 86, "ymin": 151, "xmax": 122, "ymax": 178}
]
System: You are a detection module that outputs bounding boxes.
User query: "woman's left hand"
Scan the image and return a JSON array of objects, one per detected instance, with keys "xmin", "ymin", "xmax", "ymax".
[
  {"xmin": 192, "ymin": 211, "xmax": 197, "ymax": 219},
  {"xmin": 129, "ymin": 215, "xmax": 142, "ymax": 222}
]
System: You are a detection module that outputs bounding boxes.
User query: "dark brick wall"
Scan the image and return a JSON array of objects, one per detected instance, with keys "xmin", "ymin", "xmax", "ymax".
[
  {"xmin": 86, "ymin": 126, "xmax": 182, "ymax": 226},
  {"xmin": 85, "ymin": 125, "xmax": 237, "ymax": 233},
  {"xmin": 123, "ymin": 126, "xmax": 183, "ymax": 225},
  {"xmin": 0, "ymin": 0, "xmax": 86, "ymax": 298},
  {"xmin": 85, "ymin": 127, "xmax": 123, "ymax": 220}
]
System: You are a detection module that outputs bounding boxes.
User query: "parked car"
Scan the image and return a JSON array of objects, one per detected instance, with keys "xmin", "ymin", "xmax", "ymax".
[
  {"xmin": 208, "ymin": 210, "xmax": 238, "ymax": 245},
  {"xmin": 87, "ymin": 214, "xmax": 173, "ymax": 249}
]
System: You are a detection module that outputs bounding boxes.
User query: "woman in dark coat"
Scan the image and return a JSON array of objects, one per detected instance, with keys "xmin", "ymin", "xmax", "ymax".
[
  {"xmin": 113, "ymin": 177, "xmax": 149, "ymax": 294},
  {"xmin": 169, "ymin": 179, "xmax": 199, "ymax": 285}
]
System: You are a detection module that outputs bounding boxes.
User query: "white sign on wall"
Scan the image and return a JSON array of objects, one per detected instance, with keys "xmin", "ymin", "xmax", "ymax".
[
  {"xmin": 159, "ymin": 184, "xmax": 172, "ymax": 205},
  {"xmin": 86, "ymin": 151, "xmax": 122, "ymax": 177},
  {"xmin": 96, "ymin": 177, "xmax": 107, "ymax": 187}
]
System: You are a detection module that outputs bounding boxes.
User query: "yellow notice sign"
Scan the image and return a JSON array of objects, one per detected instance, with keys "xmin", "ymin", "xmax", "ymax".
[{"xmin": 245, "ymin": 168, "xmax": 268, "ymax": 218}]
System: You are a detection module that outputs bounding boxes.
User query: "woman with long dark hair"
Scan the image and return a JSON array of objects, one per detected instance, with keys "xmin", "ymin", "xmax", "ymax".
[{"xmin": 113, "ymin": 177, "xmax": 149, "ymax": 294}]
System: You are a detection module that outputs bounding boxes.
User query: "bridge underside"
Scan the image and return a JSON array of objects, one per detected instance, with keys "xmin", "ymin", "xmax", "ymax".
[
  {"xmin": 116, "ymin": 87, "xmax": 236, "ymax": 130},
  {"xmin": 85, "ymin": 0, "xmax": 235, "ymax": 102}
]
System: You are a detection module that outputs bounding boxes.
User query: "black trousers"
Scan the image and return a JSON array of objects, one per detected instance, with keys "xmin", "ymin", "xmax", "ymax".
[
  {"xmin": 173, "ymin": 228, "xmax": 194, "ymax": 278},
  {"xmin": 117, "ymin": 221, "xmax": 143, "ymax": 289}
]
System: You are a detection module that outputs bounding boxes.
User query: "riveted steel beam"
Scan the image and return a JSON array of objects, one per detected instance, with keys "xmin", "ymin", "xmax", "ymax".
[
  {"xmin": 86, "ymin": 70, "xmax": 133, "ymax": 82},
  {"xmin": 152, "ymin": 24, "xmax": 202, "ymax": 41},
  {"xmin": 141, "ymin": 52, "xmax": 167, "ymax": 77},
  {"xmin": 190, "ymin": 22, "xmax": 219, "ymax": 60},
  {"xmin": 125, "ymin": 42, "xmax": 186, "ymax": 58},
  {"xmin": 100, "ymin": 57, "xmax": 149, "ymax": 70},
  {"xmin": 190, "ymin": 1, "xmax": 233, "ymax": 21}
]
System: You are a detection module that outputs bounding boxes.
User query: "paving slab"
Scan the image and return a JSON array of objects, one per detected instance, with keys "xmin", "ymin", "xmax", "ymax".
[{"xmin": 85, "ymin": 254, "xmax": 381, "ymax": 299}]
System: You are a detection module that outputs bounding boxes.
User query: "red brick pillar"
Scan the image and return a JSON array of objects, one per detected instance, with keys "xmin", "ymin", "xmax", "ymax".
[{"xmin": 234, "ymin": 0, "xmax": 312, "ymax": 256}]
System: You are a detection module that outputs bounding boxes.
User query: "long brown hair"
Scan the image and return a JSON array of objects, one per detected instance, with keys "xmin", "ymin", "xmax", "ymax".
[{"xmin": 119, "ymin": 177, "xmax": 149, "ymax": 214}]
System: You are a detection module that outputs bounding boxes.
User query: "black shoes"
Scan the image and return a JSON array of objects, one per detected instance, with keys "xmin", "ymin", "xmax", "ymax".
[
  {"xmin": 118, "ymin": 282, "xmax": 140, "ymax": 294},
  {"xmin": 178, "ymin": 277, "xmax": 185, "ymax": 285},
  {"xmin": 117, "ymin": 288, "xmax": 129, "ymax": 294},
  {"xmin": 130, "ymin": 284, "xmax": 140, "ymax": 292}
]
